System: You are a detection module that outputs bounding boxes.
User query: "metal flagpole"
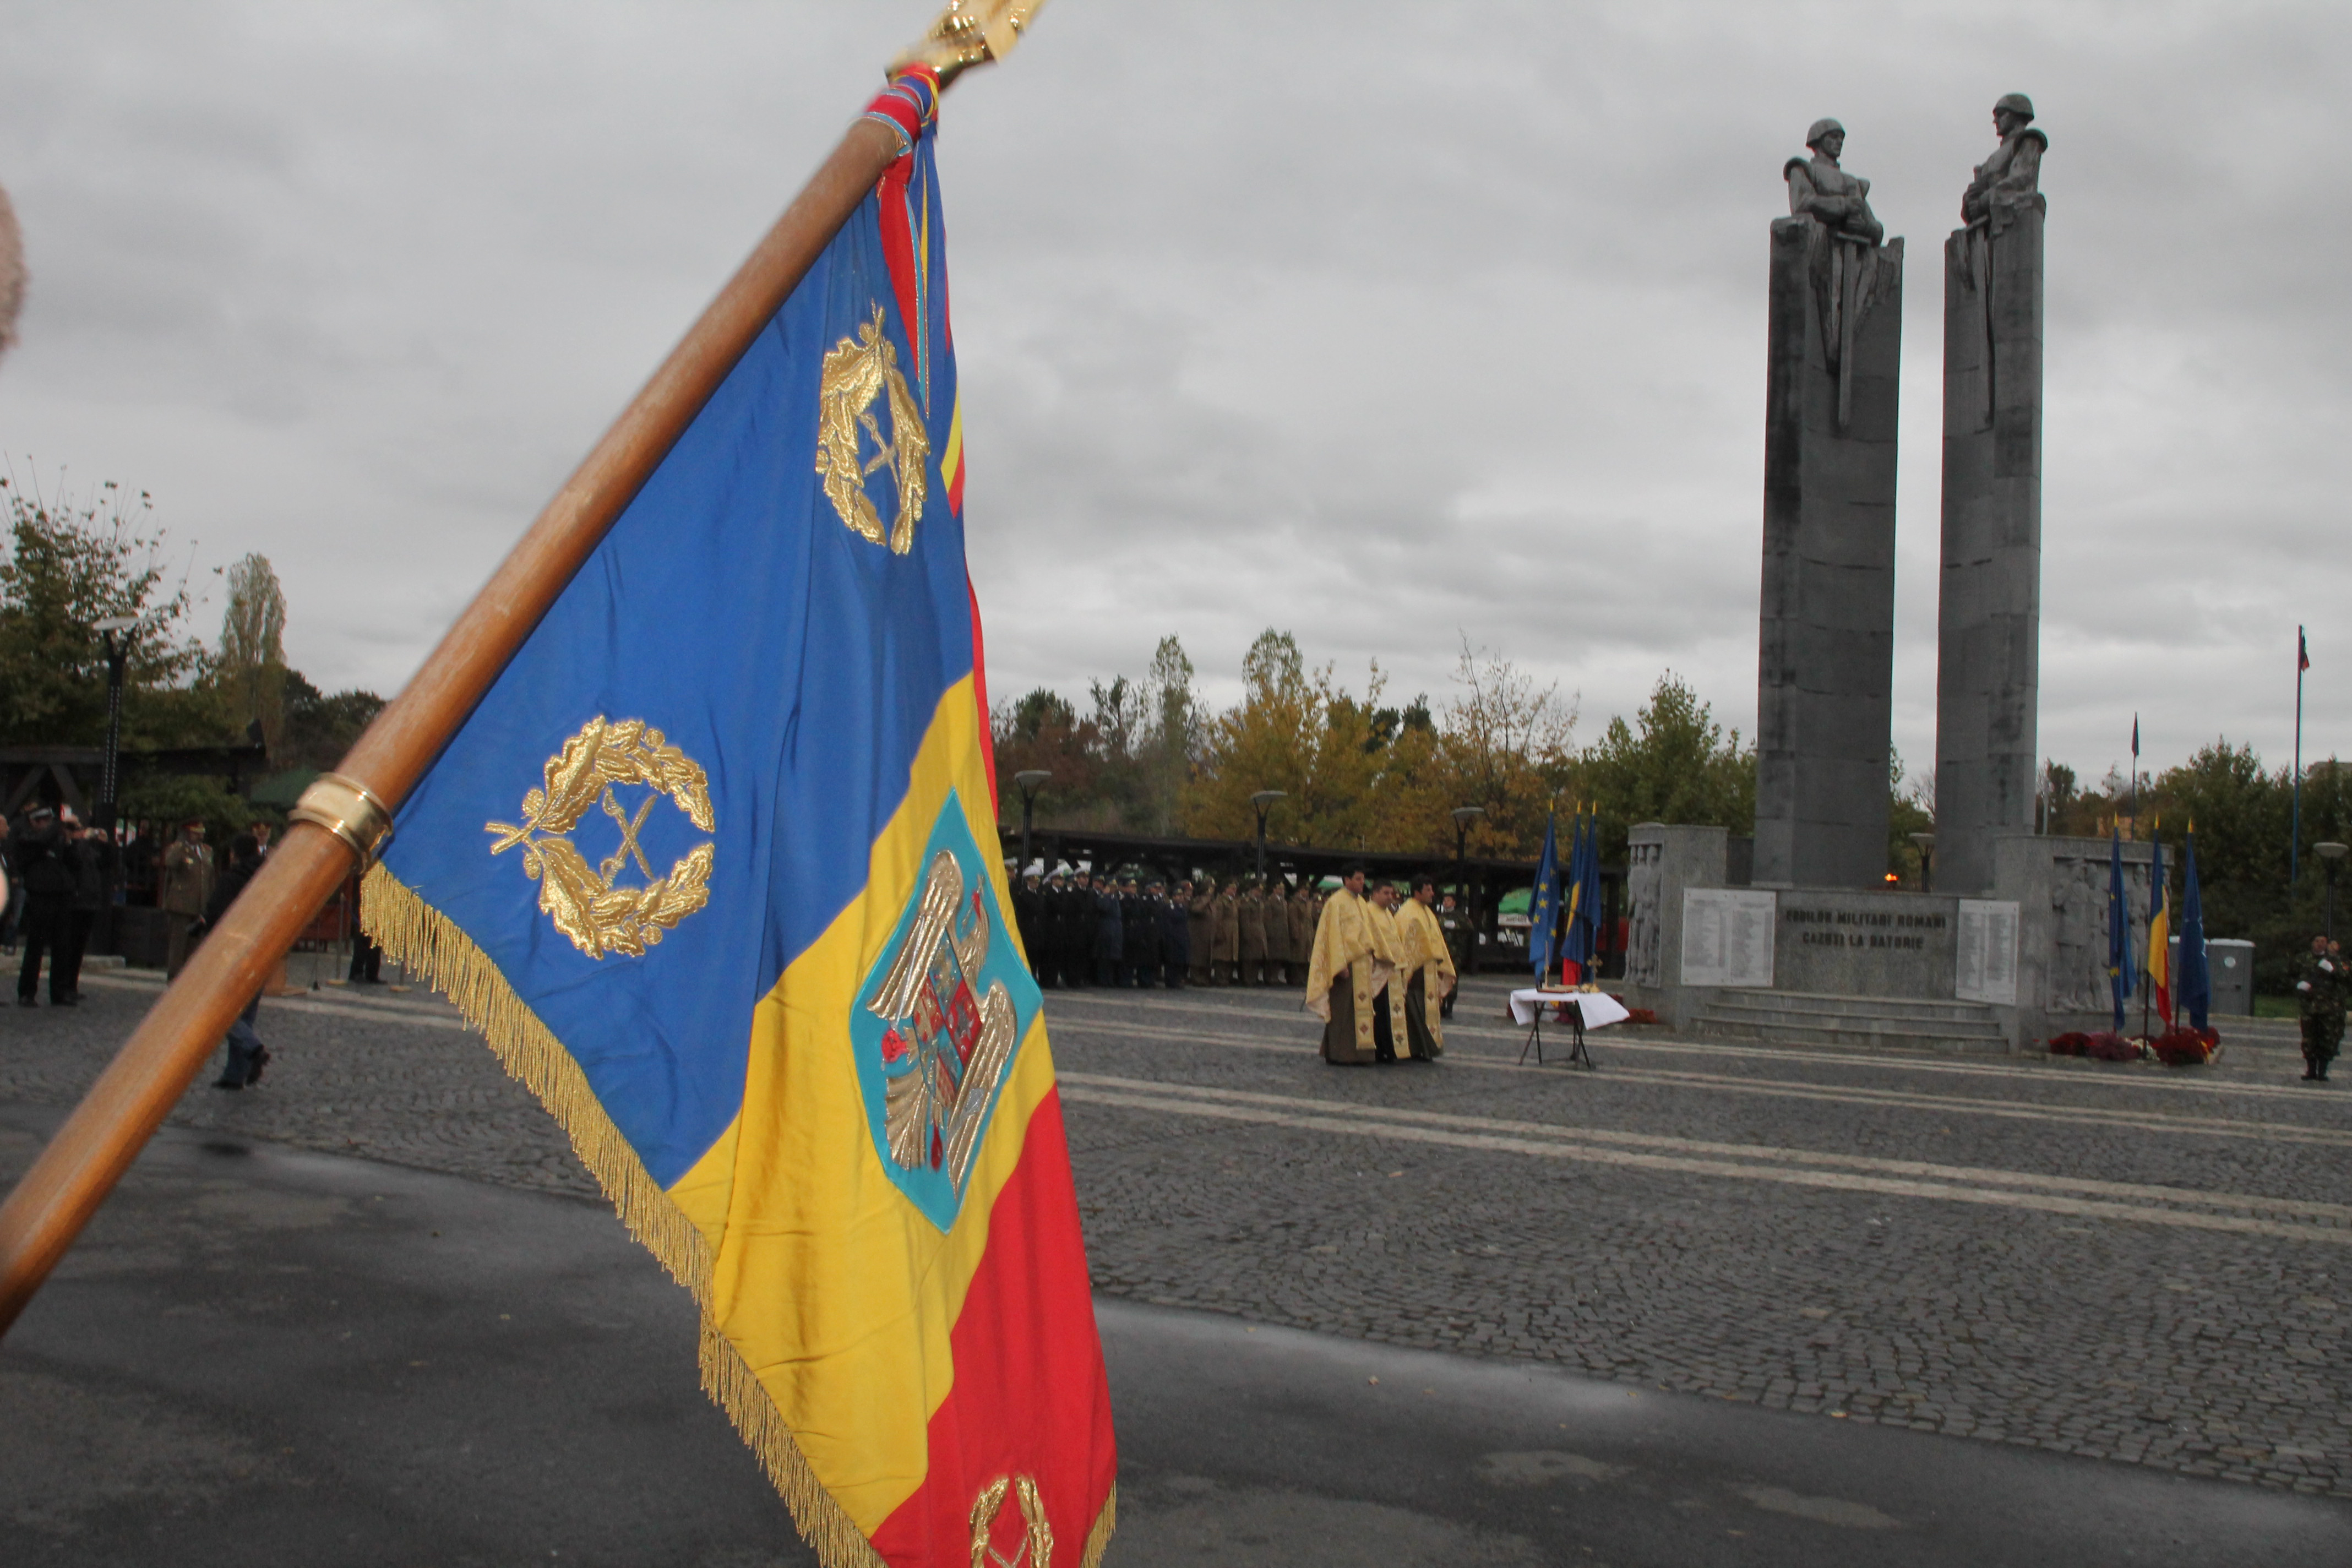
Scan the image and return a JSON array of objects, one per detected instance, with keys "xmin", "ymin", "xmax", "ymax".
[
  {"xmin": 2295, "ymin": 625, "xmax": 2307, "ymax": 891},
  {"xmin": 2130, "ymin": 715, "xmax": 2139, "ymax": 838},
  {"xmin": 0, "ymin": 2, "xmax": 1046, "ymax": 1336}
]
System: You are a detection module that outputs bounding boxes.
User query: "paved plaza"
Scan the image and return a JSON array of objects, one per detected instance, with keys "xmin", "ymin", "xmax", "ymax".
[{"xmin": 3, "ymin": 963, "xmax": 2350, "ymax": 1560}]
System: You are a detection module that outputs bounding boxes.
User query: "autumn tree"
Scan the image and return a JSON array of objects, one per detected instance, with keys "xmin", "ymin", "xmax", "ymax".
[
  {"xmin": 1576, "ymin": 672, "xmax": 1755, "ymax": 863},
  {"xmin": 0, "ymin": 471, "xmax": 230, "ymax": 749},
  {"xmin": 217, "ymin": 552, "xmax": 290, "ymax": 756}
]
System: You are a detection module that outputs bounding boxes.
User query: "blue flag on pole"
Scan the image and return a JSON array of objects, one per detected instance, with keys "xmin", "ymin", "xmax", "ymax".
[
  {"xmin": 1529, "ymin": 811, "xmax": 1561, "ymax": 979},
  {"xmin": 2177, "ymin": 826, "xmax": 2212, "ymax": 1030},
  {"xmin": 2107, "ymin": 827, "xmax": 2134, "ymax": 1030}
]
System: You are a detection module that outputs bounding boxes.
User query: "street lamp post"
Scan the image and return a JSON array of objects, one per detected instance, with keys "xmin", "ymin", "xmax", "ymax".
[
  {"xmin": 2319, "ymin": 842, "xmax": 2348, "ymax": 941},
  {"xmin": 1249, "ymin": 790, "xmax": 1286, "ymax": 881},
  {"xmin": 91, "ymin": 616, "xmax": 142, "ymax": 837},
  {"xmin": 1014, "ymin": 770, "xmax": 1052, "ymax": 876},
  {"xmin": 1450, "ymin": 804, "xmax": 1486, "ymax": 976}
]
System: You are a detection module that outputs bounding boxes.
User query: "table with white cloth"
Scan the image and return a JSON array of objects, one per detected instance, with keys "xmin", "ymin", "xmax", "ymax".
[{"xmin": 1506, "ymin": 988, "xmax": 1628, "ymax": 1067}]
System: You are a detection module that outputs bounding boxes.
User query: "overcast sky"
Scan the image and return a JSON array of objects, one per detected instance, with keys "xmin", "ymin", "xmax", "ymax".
[{"xmin": 3, "ymin": 1, "xmax": 2348, "ymax": 789}]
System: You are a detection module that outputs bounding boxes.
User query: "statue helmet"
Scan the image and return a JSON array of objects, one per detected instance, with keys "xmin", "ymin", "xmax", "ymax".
[
  {"xmin": 1805, "ymin": 117, "xmax": 1845, "ymax": 150},
  {"xmin": 1994, "ymin": 92, "xmax": 2035, "ymax": 121}
]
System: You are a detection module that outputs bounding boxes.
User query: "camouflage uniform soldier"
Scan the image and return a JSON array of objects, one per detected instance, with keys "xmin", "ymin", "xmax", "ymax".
[{"xmin": 2294, "ymin": 934, "xmax": 2343, "ymax": 1082}]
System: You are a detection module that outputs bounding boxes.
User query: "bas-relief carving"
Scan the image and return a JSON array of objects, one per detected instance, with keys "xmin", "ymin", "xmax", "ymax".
[
  {"xmin": 1627, "ymin": 842, "xmax": 1664, "ymax": 987},
  {"xmin": 1783, "ymin": 118, "xmax": 1896, "ymax": 432},
  {"xmin": 2046, "ymin": 854, "xmax": 2148, "ymax": 1014}
]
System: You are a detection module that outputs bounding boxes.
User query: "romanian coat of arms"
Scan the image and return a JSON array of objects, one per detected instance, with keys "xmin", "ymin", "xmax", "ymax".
[{"xmin": 851, "ymin": 792, "xmax": 1040, "ymax": 1231}]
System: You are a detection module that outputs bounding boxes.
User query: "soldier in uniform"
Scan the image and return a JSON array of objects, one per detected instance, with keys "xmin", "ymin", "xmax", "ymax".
[
  {"xmin": 159, "ymin": 817, "xmax": 215, "ymax": 979},
  {"xmin": 1159, "ymin": 879, "xmax": 1190, "ymax": 988},
  {"xmin": 1237, "ymin": 879, "xmax": 1268, "ymax": 986},
  {"xmin": 1210, "ymin": 879, "xmax": 1241, "ymax": 984},
  {"xmin": 1093, "ymin": 872, "xmax": 1128, "ymax": 986},
  {"xmin": 1014, "ymin": 864, "xmax": 1050, "ymax": 986},
  {"xmin": 1186, "ymin": 876, "xmax": 1215, "ymax": 986},
  {"xmin": 1057, "ymin": 868, "xmax": 1091, "ymax": 990},
  {"xmin": 1262, "ymin": 881, "xmax": 1291, "ymax": 986},
  {"xmin": 2297, "ymin": 934, "xmax": 2344, "ymax": 1082},
  {"xmin": 1120, "ymin": 874, "xmax": 1159, "ymax": 988},
  {"xmin": 1286, "ymin": 880, "xmax": 1315, "ymax": 986}
]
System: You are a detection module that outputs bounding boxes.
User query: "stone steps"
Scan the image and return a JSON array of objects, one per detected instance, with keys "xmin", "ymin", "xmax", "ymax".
[{"xmin": 1697, "ymin": 990, "xmax": 2007, "ymax": 1054}]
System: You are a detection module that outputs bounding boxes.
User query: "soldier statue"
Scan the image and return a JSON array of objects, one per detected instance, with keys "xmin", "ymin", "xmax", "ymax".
[
  {"xmin": 1961, "ymin": 92, "xmax": 2046, "ymax": 229},
  {"xmin": 1784, "ymin": 117, "xmax": 1883, "ymax": 243}
]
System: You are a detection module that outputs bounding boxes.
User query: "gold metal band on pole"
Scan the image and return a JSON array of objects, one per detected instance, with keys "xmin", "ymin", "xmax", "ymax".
[{"xmin": 290, "ymin": 772, "xmax": 395, "ymax": 863}]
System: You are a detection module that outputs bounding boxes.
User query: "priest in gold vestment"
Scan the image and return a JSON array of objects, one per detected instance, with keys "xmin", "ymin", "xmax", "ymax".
[
  {"xmin": 1305, "ymin": 869, "xmax": 1403, "ymax": 1064},
  {"xmin": 1391, "ymin": 875, "xmax": 1457, "ymax": 1059}
]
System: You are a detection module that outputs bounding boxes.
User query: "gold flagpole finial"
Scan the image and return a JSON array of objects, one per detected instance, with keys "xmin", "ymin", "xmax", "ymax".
[{"xmin": 892, "ymin": 0, "xmax": 1051, "ymax": 86}]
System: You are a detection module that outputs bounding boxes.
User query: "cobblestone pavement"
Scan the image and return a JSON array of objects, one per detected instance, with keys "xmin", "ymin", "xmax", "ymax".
[
  {"xmin": 2, "ymin": 966, "xmax": 596, "ymax": 1201},
  {"xmin": 8, "ymin": 965, "xmax": 2351, "ymax": 1505},
  {"xmin": 1039, "ymin": 976, "xmax": 2352, "ymax": 1500}
]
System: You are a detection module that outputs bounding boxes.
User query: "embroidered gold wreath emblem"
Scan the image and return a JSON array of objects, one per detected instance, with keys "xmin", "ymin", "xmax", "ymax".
[
  {"xmin": 968, "ymin": 1474, "xmax": 1053, "ymax": 1568},
  {"xmin": 815, "ymin": 306, "xmax": 929, "ymax": 554},
  {"xmin": 484, "ymin": 717, "xmax": 716, "ymax": 959}
]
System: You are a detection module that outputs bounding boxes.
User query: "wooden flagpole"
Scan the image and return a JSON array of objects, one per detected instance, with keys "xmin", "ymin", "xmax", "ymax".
[{"xmin": 0, "ymin": 2, "xmax": 1046, "ymax": 1335}]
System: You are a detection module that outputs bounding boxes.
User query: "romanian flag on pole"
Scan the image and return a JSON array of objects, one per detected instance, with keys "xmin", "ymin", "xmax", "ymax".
[
  {"xmin": 2147, "ymin": 831, "xmax": 2171, "ymax": 1025},
  {"xmin": 361, "ymin": 67, "xmax": 1117, "ymax": 1568}
]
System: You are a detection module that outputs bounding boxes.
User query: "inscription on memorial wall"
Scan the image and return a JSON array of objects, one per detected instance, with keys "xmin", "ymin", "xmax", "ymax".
[
  {"xmin": 1770, "ymin": 892, "xmax": 1958, "ymax": 999},
  {"xmin": 1781, "ymin": 906, "xmax": 1948, "ymax": 953}
]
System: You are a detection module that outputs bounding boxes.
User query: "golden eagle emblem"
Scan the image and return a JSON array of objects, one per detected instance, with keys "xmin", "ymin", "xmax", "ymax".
[
  {"xmin": 484, "ymin": 717, "xmax": 716, "ymax": 959},
  {"xmin": 815, "ymin": 306, "xmax": 929, "ymax": 553}
]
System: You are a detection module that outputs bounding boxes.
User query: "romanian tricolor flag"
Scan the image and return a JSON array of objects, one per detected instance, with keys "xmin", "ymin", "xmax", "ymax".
[
  {"xmin": 361, "ymin": 67, "xmax": 1115, "ymax": 1568},
  {"xmin": 2147, "ymin": 831, "xmax": 2171, "ymax": 1025}
]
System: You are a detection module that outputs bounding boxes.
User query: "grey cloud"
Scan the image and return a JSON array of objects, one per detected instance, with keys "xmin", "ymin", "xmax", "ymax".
[{"xmin": 2, "ymin": 0, "xmax": 2347, "ymax": 783}]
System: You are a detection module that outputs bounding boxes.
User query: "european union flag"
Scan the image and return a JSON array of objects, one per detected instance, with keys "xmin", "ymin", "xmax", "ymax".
[
  {"xmin": 362, "ymin": 67, "xmax": 1114, "ymax": 1568},
  {"xmin": 2107, "ymin": 827, "xmax": 2134, "ymax": 1030},
  {"xmin": 1529, "ymin": 810, "xmax": 1561, "ymax": 979}
]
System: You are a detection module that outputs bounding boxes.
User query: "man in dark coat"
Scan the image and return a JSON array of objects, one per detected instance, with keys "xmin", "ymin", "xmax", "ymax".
[
  {"xmin": 1119, "ymin": 874, "xmax": 1159, "ymax": 987},
  {"xmin": 11, "ymin": 805, "xmax": 72, "ymax": 1006},
  {"xmin": 1161, "ymin": 879, "xmax": 1192, "ymax": 988},
  {"xmin": 55, "ymin": 809, "xmax": 108, "ymax": 1003},
  {"xmin": 206, "ymin": 836, "xmax": 272, "ymax": 1089},
  {"xmin": 1049, "ymin": 869, "xmax": 1082, "ymax": 992},
  {"xmin": 1012, "ymin": 864, "xmax": 1051, "ymax": 987},
  {"xmin": 1092, "ymin": 872, "xmax": 1125, "ymax": 987}
]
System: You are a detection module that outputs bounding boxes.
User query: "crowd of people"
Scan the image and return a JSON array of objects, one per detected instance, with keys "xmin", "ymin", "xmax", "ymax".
[
  {"xmin": 3, "ymin": 803, "xmax": 115, "ymax": 1008},
  {"xmin": 1009, "ymin": 867, "xmax": 1322, "ymax": 990},
  {"xmin": 3, "ymin": 807, "xmax": 277, "ymax": 1089},
  {"xmin": 1005, "ymin": 859, "xmax": 1469, "ymax": 1070}
]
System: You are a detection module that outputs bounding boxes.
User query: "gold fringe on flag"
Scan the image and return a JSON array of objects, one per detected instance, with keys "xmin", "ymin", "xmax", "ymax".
[{"xmin": 360, "ymin": 864, "xmax": 890, "ymax": 1568}]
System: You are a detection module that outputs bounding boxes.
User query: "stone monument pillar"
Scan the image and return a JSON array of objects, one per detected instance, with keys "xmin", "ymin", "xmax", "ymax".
[
  {"xmin": 1935, "ymin": 95, "xmax": 2049, "ymax": 895},
  {"xmin": 1755, "ymin": 119, "xmax": 1904, "ymax": 890}
]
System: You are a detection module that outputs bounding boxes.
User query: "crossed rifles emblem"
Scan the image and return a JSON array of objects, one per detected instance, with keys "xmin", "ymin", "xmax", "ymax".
[{"xmin": 485, "ymin": 717, "xmax": 716, "ymax": 960}]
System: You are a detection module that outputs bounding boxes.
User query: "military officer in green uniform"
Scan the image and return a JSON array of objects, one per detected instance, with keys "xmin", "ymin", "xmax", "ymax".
[{"xmin": 2294, "ymin": 934, "xmax": 2343, "ymax": 1082}]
